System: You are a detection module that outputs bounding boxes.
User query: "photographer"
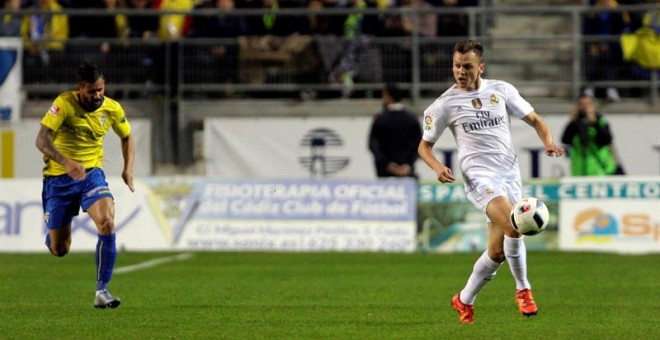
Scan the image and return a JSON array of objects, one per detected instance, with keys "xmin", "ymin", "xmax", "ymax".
[{"xmin": 561, "ymin": 95, "xmax": 624, "ymax": 176}]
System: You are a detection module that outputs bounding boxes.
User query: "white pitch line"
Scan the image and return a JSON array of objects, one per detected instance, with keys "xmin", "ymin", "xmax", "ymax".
[{"xmin": 114, "ymin": 253, "xmax": 194, "ymax": 274}]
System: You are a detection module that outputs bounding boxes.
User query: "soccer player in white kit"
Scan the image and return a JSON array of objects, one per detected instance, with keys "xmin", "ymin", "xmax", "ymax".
[{"xmin": 418, "ymin": 40, "xmax": 564, "ymax": 324}]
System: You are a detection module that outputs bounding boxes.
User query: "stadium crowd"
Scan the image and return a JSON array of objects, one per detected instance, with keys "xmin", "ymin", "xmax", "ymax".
[{"xmin": 1, "ymin": 0, "xmax": 656, "ymax": 100}]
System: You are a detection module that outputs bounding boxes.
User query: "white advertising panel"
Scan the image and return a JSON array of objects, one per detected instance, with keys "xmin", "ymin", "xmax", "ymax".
[
  {"xmin": 1, "ymin": 177, "xmax": 417, "ymax": 253},
  {"xmin": 205, "ymin": 117, "xmax": 374, "ymax": 179},
  {"xmin": 205, "ymin": 115, "xmax": 660, "ymax": 180},
  {"xmin": 0, "ymin": 178, "xmax": 169, "ymax": 252},
  {"xmin": 168, "ymin": 178, "xmax": 418, "ymax": 252},
  {"xmin": 559, "ymin": 177, "xmax": 660, "ymax": 254}
]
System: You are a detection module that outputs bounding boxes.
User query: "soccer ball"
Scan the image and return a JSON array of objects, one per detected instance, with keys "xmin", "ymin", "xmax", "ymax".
[{"xmin": 509, "ymin": 197, "xmax": 550, "ymax": 236}]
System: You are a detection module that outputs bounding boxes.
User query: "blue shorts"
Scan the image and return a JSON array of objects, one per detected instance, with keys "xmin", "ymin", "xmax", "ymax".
[{"xmin": 42, "ymin": 168, "xmax": 114, "ymax": 230}]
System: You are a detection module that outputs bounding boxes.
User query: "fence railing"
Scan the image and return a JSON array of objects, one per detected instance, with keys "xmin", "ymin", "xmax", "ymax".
[{"xmin": 4, "ymin": 4, "xmax": 657, "ymax": 105}]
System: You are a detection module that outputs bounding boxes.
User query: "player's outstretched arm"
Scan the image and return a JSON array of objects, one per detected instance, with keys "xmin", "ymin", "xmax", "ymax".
[
  {"xmin": 418, "ymin": 139, "xmax": 455, "ymax": 183},
  {"xmin": 35, "ymin": 124, "xmax": 86, "ymax": 180},
  {"xmin": 522, "ymin": 111, "xmax": 564, "ymax": 158},
  {"xmin": 121, "ymin": 134, "xmax": 135, "ymax": 192}
]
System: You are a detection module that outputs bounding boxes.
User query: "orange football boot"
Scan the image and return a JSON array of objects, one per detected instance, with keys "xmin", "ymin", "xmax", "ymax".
[
  {"xmin": 515, "ymin": 289, "xmax": 538, "ymax": 316},
  {"xmin": 451, "ymin": 292, "xmax": 474, "ymax": 324}
]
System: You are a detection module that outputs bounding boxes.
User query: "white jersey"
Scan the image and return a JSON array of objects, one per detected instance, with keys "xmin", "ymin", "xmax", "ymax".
[{"xmin": 422, "ymin": 78, "xmax": 533, "ymax": 185}]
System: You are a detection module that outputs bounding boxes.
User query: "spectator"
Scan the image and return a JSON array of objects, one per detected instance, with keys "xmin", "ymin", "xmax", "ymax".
[
  {"xmin": 620, "ymin": 0, "xmax": 659, "ymax": 81},
  {"xmin": 436, "ymin": 0, "xmax": 477, "ymax": 37},
  {"xmin": 403, "ymin": 0, "xmax": 436, "ymax": 37},
  {"xmin": 381, "ymin": 0, "xmax": 436, "ymax": 83},
  {"xmin": 322, "ymin": 0, "xmax": 384, "ymax": 97},
  {"xmin": 66, "ymin": 0, "xmax": 127, "ymax": 39},
  {"xmin": 368, "ymin": 83, "xmax": 422, "ymax": 178},
  {"xmin": 361, "ymin": 0, "xmax": 387, "ymax": 36},
  {"xmin": 403, "ymin": 0, "xmax": 440, "ymax": 84},
  {"xmin": 298, "ymin": 0, "xmax": 342, "ymax": 36},
  {"xmin": 582, "ymin": 0, "xmax": 627, "ymax": 102},
  {"xmin": 189, "ymin": 0, "xmax": 246, "ymax": 40},
  {"xmin": 245, "ymin": 0, "xmax": 299, "ymax": 36},
  {"xmin": 100, "ymin": 0, "xmax": 129, "ymax": 40},
  {"xmin": 1, "ymin": 0, "xmax": 22, "ymax": 37},
  {"xmin": 126, "ymin": 0, "xmax": 158, "ymax": 39},
  {"xmin": 561, "ymin": 95, "xmax": 624, "ymax": 176},
  {"xmin": 428, "ymin": 0, "xmax": 478, "ymax": 82},
  {"xmin": 124, "ymin": 0, "xmax": 160, "ymax": 86},
  {"xmin": 73, "ymin": 0, "xmax": 128, "ymax": 62},
  {"xmin": 153, "ymin": 0, "xmax": 196, "ymax": 40},
  {"xmin": 384, "ymin": 0, "xmax": 437, "ymax": 37},
  {"xmin": 328, "ymin": 0, "xmax": 368, "ymax": 88},
  {"xmin": 302, "ymin": 0, "xmax": 345, "ymax": 82},
  {"xmin": 188, "ymin": 0, "xmax": 247, "ymax": 84},
  {"xmin": 237, "ymin": 0, "xmax": 314, "ymax": 85},
  {"xmin": 152, "ymin": 0, "xmax": 196, "ymax": 102},
  {"xmin": 67, "ymin": 0, "xmax": 99, "ymax": 39},
  {"xmin": 617, "ymin": 0, "xmax": 647, "ymax": 30},
  {"xmin": 20, "ymin": 0, "xmax": 69, "ymax": 82},
  {"xmin": 103, "ymin": 0, "xmax": 132, "ymax": 84}
]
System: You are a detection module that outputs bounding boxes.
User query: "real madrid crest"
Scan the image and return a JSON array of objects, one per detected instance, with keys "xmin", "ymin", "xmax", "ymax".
[
  {"xmin": 471, "ymin": 98, "xmax": 482, "ymax": 109},
  {"xmin": 490, "ymin": 94, "xmax": 499, "ymax": 105}
]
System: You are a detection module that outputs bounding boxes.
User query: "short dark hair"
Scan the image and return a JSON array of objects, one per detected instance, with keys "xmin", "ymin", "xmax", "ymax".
[
  {"xmin": 75, "ymin": 61, "xmax": 104, "ymax": 84},
  {"xmin": 577, "ymin": 94, "xmax": 593, "ymax": 101},
  {"xmin": 384, "ymin": 83, "xmax": 402, "ymax": 103},
  {"xmin": 453, "ymin": 40, "xmax": 484, "ymax": 62}
]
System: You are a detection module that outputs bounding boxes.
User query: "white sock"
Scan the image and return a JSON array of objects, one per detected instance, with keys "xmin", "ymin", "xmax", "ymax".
[
  {"xmin": 504, "ymin": 235, "xmax": 531, "ymax": 290},
  {"xmin": 459, "ymin": 251, "xmax": 502, "ymax": 305}
]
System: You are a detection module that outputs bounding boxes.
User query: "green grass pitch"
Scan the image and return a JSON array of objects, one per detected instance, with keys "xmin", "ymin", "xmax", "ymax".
[{"xmin": 1, "ymin": 251, "xmax": 658, "ymax": 339}]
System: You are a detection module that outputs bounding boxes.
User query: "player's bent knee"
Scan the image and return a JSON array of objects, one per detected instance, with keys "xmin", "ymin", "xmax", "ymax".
[
  {"xmin": 96, "ymin": 217, "xmax": 115, "ymax": 235},
  {"xmin": 50, "ymin": 244, "xmax": 70, "ymax": 257}
]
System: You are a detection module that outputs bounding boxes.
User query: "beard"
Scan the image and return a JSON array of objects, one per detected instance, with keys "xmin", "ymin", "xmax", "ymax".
[{"xmin": 80, "ymin": 97, "xmax": 104, "ymax": 112}]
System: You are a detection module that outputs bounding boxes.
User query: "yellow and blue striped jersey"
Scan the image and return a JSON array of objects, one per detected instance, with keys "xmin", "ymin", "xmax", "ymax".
[{"xmin": 40, "ymin": 91, "xmax": 131, "ymax": 176}]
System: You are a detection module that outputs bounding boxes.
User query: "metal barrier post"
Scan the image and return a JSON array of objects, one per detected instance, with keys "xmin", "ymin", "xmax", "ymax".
[
  {"xmin": 651, "ymin": 71, "xmax": 658, "ymax": 107},
  {"xmin": 410, "ymin": 10, "xmax": 420, "ymax": 105},
  {"xmin": 571, "ymin": 7, "xmax": 582, "ymax": 100}
]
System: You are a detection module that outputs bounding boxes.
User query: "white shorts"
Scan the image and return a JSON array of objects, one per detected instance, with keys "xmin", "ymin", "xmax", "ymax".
[{"xmin": 464, "ymin": 177, "xmax": 522, "ymax": 222}]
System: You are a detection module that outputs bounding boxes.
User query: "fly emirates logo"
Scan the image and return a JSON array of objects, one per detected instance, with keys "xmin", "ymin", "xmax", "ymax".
[{"xmin": 461, "ymin": 110, "xmax": 506, "ymax": 133}]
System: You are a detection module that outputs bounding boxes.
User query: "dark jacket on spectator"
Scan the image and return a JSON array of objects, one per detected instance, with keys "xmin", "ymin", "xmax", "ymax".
[{"xmin": 368, "ymin": 102, "xmax": 422, "ymax": 178}]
